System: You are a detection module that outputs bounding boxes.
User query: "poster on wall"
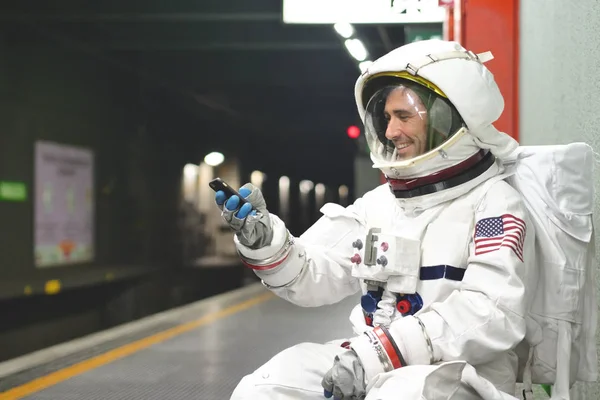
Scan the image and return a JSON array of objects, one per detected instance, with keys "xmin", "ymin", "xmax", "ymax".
[{"xmin": 34, "ymin": 140, "xmax": 94, "ymax": 268}]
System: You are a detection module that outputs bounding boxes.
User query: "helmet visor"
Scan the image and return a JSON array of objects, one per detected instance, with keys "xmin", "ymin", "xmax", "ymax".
[{"xmin": 364, "ymin": 81, "xmax": 464, "ymax": 164}]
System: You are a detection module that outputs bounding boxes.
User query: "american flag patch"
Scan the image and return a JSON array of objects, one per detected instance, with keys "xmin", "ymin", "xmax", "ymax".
[{"xmin": 474, "ymin": 214, "xmax": 526, "ymax": 262}]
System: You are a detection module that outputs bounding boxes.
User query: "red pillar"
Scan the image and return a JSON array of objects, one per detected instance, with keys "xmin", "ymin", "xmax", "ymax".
[{"xmin": 448, "ymin": 0, "xmax": 520, "ymax": 141}]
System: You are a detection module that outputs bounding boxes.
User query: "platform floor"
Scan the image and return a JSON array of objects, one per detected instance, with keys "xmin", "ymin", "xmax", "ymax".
[
  {"xmin": 0, "ymin": 281, "xmax": 558, "ymax": 399},
  {"xmin": 0, "ymin": 283, "xmax": 360, "ymax": 399}
]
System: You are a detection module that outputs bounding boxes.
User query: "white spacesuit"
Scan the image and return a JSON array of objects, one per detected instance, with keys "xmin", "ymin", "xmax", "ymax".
[{"xmin": 217, "ymin": 39, "xmax": 536, "ymax": 400}]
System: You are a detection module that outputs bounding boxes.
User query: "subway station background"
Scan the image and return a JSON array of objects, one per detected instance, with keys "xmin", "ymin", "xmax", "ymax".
[{"xmin": 0, "ymin": 0, "xmax": 599, "ymax": 399}]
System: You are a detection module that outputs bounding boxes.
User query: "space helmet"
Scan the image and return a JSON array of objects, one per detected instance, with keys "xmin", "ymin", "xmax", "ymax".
[{"xmin": 354, "ymin": 39, "xmax": 518, "ymax": 197}]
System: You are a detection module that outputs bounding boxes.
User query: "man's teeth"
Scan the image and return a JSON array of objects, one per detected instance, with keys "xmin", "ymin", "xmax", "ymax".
[{"xmin": 396, "ymin": 143, "xmax": 411, "ymax": 150}]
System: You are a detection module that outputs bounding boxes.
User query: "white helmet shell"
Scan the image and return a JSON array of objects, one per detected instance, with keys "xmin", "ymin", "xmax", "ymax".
[{"xmin": 355, "ymin": 39, "xmax": 518, "ymax": 178}]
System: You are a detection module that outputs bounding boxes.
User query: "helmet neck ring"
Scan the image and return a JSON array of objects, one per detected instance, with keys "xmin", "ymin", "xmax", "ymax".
[{"xmin": 386, "ymin": 150, "xmax": 495, "ymax": 198}]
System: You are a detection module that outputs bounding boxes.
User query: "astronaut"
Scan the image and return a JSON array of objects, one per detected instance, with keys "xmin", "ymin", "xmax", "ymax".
[{"xmin": 215, "ymin": 39, "xmax": 535, "ymax": 400}]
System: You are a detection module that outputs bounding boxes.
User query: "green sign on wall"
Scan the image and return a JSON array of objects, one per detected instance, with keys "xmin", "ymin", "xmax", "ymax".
[{"xmin": 0, "ymin": 181, "xmax": 27, "ymax": 202}]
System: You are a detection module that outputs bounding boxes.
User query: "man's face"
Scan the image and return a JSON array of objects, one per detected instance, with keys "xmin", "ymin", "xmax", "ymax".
[{"xmin": 383, "ymin": 87, "xmax": 428, "ymax": 160}]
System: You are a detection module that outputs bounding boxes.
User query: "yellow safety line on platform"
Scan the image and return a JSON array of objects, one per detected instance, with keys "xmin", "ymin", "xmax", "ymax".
[{"xmin": 0, "ymin": 291, "xmax": 274, "ymax": 399}]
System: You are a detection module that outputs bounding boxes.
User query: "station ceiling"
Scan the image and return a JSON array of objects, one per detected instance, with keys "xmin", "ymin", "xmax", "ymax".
[{"xmin": 0, "ymin": 0, "xmax": 428, "ymax": 184}]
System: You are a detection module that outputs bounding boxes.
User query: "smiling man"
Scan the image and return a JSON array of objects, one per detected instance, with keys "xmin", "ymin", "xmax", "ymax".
[
  {"xmin": 383, "ymin": 85, "xmax": 428, "ymax": 159},
  {"xmin": 363, "ymin": 73, "xmax": 465, "ymax": 165}
]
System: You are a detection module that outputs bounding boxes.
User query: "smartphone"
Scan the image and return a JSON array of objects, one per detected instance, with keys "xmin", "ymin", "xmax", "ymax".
[{"xmin": 208, "ymin": 177, "xmax": 248, "ymax": 206}]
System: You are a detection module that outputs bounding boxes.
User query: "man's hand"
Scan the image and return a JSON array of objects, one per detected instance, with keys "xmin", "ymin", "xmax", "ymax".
[
  {"xmin": 321, "ymin": 350, "xmax": 367, "ymax": 400},
  {"xmin": 215, "ymin": 183, "xmax": 273, "ymax": 249}
]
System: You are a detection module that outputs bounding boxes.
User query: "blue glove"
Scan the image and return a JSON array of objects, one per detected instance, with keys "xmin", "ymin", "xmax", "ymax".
[
  {"xmin": 215, "ymin": 187, "xmax": 255, "ymax": 219},
  {"xmin": 215, "ymin": 183, "xmax": 273, "ymax": 249}
]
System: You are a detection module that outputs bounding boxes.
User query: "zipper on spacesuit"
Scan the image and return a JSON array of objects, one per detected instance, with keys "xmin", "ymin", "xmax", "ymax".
[
  {"xmin": 361, "ymin": 280, "xmax": 424, "ymax": 327},
  {"xmin": 360, "ymin": 281, "xmax": 383, "ymax": 326}
]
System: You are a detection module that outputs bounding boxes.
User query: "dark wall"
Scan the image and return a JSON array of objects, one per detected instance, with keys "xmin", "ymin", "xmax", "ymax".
[
  {"xmin": 0, "ymin": 32, "xmax": 186, "ymax": 282},
  {"xmin": 0, "ymin": 23, "xmax": 360, "ymax": 284}
]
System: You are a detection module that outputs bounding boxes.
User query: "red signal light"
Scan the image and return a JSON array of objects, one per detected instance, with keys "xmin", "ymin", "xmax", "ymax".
[{"xmin": 347, "ymin": 125, "xmax": 360, "ymax": 139}]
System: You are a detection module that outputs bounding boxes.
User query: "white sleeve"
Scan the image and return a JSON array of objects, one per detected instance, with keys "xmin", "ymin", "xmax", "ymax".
[
  {"xmin": 234, "ymin": 198, "xmax": 368, "ymax": 307},
  {"xmin": 388, "ymin": 181, "xmax": 533, "ymax": 366}
]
